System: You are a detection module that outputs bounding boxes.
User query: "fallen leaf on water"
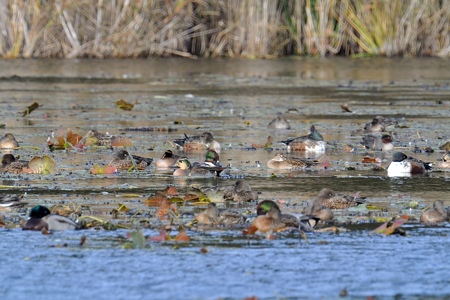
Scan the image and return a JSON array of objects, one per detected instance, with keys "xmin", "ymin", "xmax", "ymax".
[
  {"xmin": 116, "ymin": 99, "xmax": 134, "ymax": 111},
  {"xmin": 111, "ymin": 136, "xmax": 133, "ymax": 147},
  {"xmin": 148, "ymin": 227, "xmax": 169, "ymax": 242},
  {"xmin": 370, "ymin": 214, "xmax": 409, "ymax": 236},
  {"xmin": 24, "ymin": 155, "xmax": 56, "ymax": 174},
  {"xmin": 174, "ymin": 229, "xmax": 190, "ymax": 242},
  {"xmin": 79, "ymin": 236, "xmax": 86, "ymax": 246},
  {"xmin": 90, "ymin": 164, "xmax": 117, "ymax": 175},
  {"xmin": 22, "ymin": 102, "xmax": 41, "ymax": 116},
  {"xmin": 123, "ymin": 229, "xmax": 145, "ymax": 249},
  {"xmin": 49, "ymin": 129, "xmax": 83, "ymax": 150},
  {"xmin": 146, "ymin": 192, "xmax": 168, "ymax": 206},
  {"xmin": 341, "ymin": 103, "xmax": 352, "ymax": 112}
]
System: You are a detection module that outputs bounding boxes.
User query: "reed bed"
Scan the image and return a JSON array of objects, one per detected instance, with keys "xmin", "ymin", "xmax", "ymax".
[{"xmin": 0, "ymin": 0, "xmax": 448, "ymax": 58}]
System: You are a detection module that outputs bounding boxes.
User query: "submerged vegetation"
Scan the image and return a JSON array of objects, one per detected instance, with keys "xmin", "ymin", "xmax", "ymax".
[{"xmin": 0, "ymin": 0, "xmax": 449, "ymax": 58}]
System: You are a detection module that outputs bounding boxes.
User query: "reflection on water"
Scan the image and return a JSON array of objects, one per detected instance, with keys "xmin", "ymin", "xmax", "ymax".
[{"xmin": 0, "ymin": 57, "xmax": 450, "ymax": 299}]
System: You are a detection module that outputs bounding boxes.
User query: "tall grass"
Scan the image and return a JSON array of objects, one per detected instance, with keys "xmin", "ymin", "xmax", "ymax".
[{"xmin": 0, "ymin": 0, "xmax": 448, "ymax": 58}]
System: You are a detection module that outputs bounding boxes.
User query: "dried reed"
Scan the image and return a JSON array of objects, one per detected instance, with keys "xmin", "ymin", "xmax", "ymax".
[{"xmin": 0, "ymin": 0, "xmax": 448, "ymax": 58}]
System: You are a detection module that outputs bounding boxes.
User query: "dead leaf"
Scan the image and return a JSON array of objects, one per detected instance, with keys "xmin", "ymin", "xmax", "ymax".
[
  {"xmin": 370, "ymin": 215, "xmax": 409, "ymax": 236},
  {"xmin": 174, "ymin": 229, "xmax": 190, "ymax": 242},
  {"xmin": 116, "ymin": 99, "xmax": 134, "ymax": 111},
  {"xmin": 90, "ymin": 164, "xmax": 117, "ymax": 175},
  {"xmin": 22, "ymin": 102, "xmax": 41, "ymax": 116},
  {"xmin": 341, "ymin": 103, "xmax": 352, "ymax": 112},
  {"xmin": 25, "ymin": 155, "xmax": 56, "ymax": 174},
  {"xmin": 148, "ymin": 227, "xmax": 169, "ymax": 242},
  {"xmin": 112, "ymin": 136, "xmax": 133, "ymax": 147}
]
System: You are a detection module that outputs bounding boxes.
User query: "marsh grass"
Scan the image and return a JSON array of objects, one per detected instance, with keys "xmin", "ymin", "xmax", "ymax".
[{"xmin": 0, "ymin": 0, "xmax": 449, "ymax": 58}]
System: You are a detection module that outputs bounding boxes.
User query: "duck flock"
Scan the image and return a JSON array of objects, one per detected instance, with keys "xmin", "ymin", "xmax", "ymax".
[{"xmin": 0, "ymin": 113, "xmax": 449, "ymax": 239}]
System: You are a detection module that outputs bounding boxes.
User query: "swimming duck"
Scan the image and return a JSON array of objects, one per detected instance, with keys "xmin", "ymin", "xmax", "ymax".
[
  {"xmin": 387, "ymin": 152, "xmax": 432, "ymax": 176},
  {"xmin": 279, "ymin": 125, "xmax": 325, "ymax": 152},
  {"xmin": 203, "ymin": 149, "xmax": 220, "ymax": 167},
  {"xmin": 307, "ymin": 192, "xmax": 334, "ymax": 221},
  {"xmin": 268, "ymin": 116, "xmax": 291, "ymax": 129},
  {"xmin": 310, "ymin": 188, "xmax": 366, "ymax": 210},
  {"xmin": 420, "ymin": 200, "xmax": 448, "ymax": 224},
  {"xmin": 155, "ymin": 150, "xmax": 180, "ymax": 168},
  {"xmin": 363, "ymin": 116, "xmax": 397, "ymax": 133},
  {"xmin": 0, "ymin": 154, "xmax": 28, "ymax": 173},
  {"xmin": 245, "ymin": 206, "xmax": 285, "ymax": 238},
  {"xmin": 195, "ymin": 203, "xmax": 220, "ymax": 225},
  {"xmin": 173, "ymin": 158, "xmax": 223, "ymax": 177},
  {"xmin": 0, "ymin": 133, "xmax": 19, "ymax": 149},
  {"xmin": 173, "ymin": 132, "xmax": 221, "ymax": 152},
  {"xmin": 267, "ymin": 153, "xmax": 317, "ymax": 169},
  {"xmin": 195, "ymin": 203, "xmax": 246, "ymax": 226},
  {"xmin": 109, "ymin": 149, "xmax": 153, "ymax": 171},
  {"xmin": 256, "ymin": 200, "xmax": 319, "ymax": 231},
  {"xmin": 0, "ymin": 194, "xmax": 27, "ymax": 212},
  {"xmin": 436, "ymin": 152, "xmax": 450, "ymax": 169},
  {"xmin": 80, "ymin": 130, "xmax": 115, "ymax": 147},
  {"xmin": 22, "ymin": 205, "xmax": 80, "ymax": 231},
  {"xmin": 222, "ymin": 179, "xmax": 258, "ymax": 202},
  {"xmin": 361, "ymin": 134, "xmax": 394, "ymax": 151}
]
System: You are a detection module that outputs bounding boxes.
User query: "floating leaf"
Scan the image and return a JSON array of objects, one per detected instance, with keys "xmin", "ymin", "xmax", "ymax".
[
  {"xmin": 22, "ymin": 102, "xmax": 41, "ymax": 116},
  {"xmin": 90, "ymin": 164, "xmax": 117, "ymax": 175},
  {"xmin": 174, "ymin": 229, "xmax": 190, "ymax": 243},
  {"xmin": 341, "ymin": 103, "xmax": 352, "ymax": 112},
  {"xmin": 116, "ymin": 99, "xmax": 134, "ymax": 111},
  {"xmin": 111, "ymin": 136, "xmax": 133, "ymax": 147},
  {"xmin": 163, "ymin": 186, "xmax": 178, "ymax": 196},
  {"xmin": 148, "ymin": 227, "xmax": 169, "ymax": 242},
  {"xmin": 48, "ymin": 129, "xmax": 83, "ymax": 150},
  {"xmin": 25, "ymin": 155, "xmax": 56, "ymax": 174},
  {"xmin": 129, "ymin": 229, "xmax": 145, "ymax": 249},
  {"xmin": 79, "ymin": 236, "xmax": 87, "ymax": 246},
  {"xmin": 146, "ymin": 192, "xmax": 167, "ymax": 206},
  {"xmin": 370, "ymin": 215, "xmax": 409, "ymax": 236}
]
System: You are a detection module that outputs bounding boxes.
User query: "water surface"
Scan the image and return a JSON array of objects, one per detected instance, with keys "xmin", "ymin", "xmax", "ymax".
[{"xmin": 0, "ymin": 57, "xmax": 450, "ymax": 299}]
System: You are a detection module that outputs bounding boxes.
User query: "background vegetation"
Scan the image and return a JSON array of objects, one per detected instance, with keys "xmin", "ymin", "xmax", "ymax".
[{"xmin": 0, "ymin": 0, "xmax": 449, "ymax": 58}]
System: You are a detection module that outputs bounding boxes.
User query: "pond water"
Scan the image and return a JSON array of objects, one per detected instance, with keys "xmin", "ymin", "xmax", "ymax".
[{"xmin": 0, "ymin": 57, "xmax": 450, "ymax": 299}]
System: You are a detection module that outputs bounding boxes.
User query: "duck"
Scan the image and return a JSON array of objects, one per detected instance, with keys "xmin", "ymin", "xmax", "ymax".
[
  {"xmin": 387, "ymin": 152, "xmax": 432, "ymax": 176},
  {"xmin": 0, "ymin": 154, "xmax": 28, "ymax": 173},
  {"xmin": 195, "ymin": 203, "xmax": 220, "ymax": 225},
  {"xmin": 244, "ymin": 206, "xmax": 285, "ymax": 238},
  {"xmin": 109, "ymin": 149, "xmax": 153, "ymax": 171},
  {"xmin": 0, "ymin": 194, "xmax": 28, "ymax": 212},
  {"xmin": 256, "ymin": 200, "xmax": 319, "ymax": 231},
  {"xmin": 155, "ymin": 150, "xmax": 180, "ymax": 168},
  {"xmin": 279, "ymin": 125, "xmax": 326, "ymax": 152},
  {"xmin": 361, "ymin": 133, "xmax": 394, "ymax": 151},
  {"xmin": 420, "ymin": 200, "xmax": 448, "ymax": 224},
  {"xmin": 173, "ymin": 132, "xmax": 221, "ymax": 152},
  {"xmin": 363, "ymin": 116, "xmax": 397, "ymax": 133},
  {"xmin": 22, "ymin": 205, "xmax": 80, "ymax": 231},
  {"xmin": 267, "ymin": 153, "xmax": 317, "ymax": 169},
  {"xmin": 268, "ymin": 116, "xmax": 291, "ymax": 129},
  {"xmin": 310, "ymin": 188, "xmax": 366, "ymax": 210},
  {"xmin": 173, "ymin": 158, "xmax": 222, "ymax": 177},
  {"xmin": 80, "ymin": 129, "xmax": 115, "ymax": 147},
  {"xmin": 222, "ymin": 179, "xmax": 258, "ymax": 202},
  {"xmin": 0, "ymin": 133, "xmax": 19, "ymax": 149},
  {"xmin": 195, "ymin": 203, "xmax": 246, "ymax": 226},
  {"xmin": 436, "ymin": 152, "xmax": 450, "ymax": 169}
]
